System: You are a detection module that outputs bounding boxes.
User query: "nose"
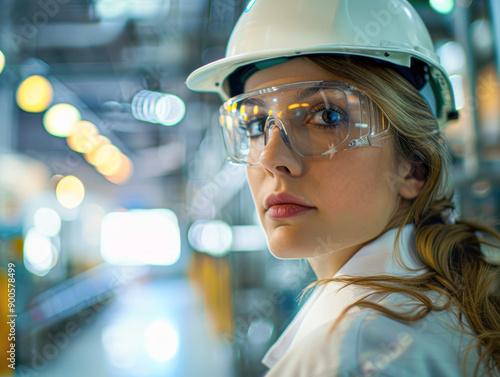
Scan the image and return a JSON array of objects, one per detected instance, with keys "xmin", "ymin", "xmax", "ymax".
[
  {"xmin": 258, "ymin": 116, "xmax": 302, "ymax": 175},
  {"xmin": 265, "ymin": 116, "xmax": 291, "ymax": 148}
]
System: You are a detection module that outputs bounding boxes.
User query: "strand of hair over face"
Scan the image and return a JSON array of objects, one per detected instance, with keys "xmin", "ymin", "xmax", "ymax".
[{"xmin": 302, "ymin": 54, "xmax": 500, "ymax": 377}]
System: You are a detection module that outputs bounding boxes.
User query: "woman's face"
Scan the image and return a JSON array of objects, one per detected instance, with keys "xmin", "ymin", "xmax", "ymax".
[{"xmin": 244, "ymin": 57, "xmax": 418, "ymax": 279}]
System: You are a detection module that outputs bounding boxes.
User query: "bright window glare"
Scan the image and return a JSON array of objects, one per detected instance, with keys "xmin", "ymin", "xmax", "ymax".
[
  {"xmin": 95, "ymin": 0, "xmax": 128, "ymax": 19},
  {"xmin": 24, "ymin": 228, "xmax": 58, "ymax": 276},
  {"xmin": 33, "ymin": 207, "xmax": 61, "ymax": 237},
  {"xmin": 144, "ymin": 319, "xmax": 179, "ymax": 362},
  {"xmin": 101, "ymin": 209, "xmax": 180, "ymax": 265},
  {"xmin": 450, "ymin": 75, "xmax": 465, "ymax": 110},
  {"xmin": 96, "ymin": 0, "xmax": 169, "ymax": 20},
  {"xmin": 129, "ymin": 0, "xmax": 169, "ymax": 19}
]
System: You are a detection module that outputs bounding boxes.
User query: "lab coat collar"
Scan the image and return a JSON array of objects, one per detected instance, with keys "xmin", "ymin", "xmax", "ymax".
[{"xmin": 262, "ymin": 224, "xmax": 428, "ymax": 369}]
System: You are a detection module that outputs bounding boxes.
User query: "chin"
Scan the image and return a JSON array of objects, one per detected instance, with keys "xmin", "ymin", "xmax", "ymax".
[
  {"xmin": 268, "ymin": 248, "xmax": 303, "ymax": 260},
  {"xmin": 265, "ymin": 233, "xmax": 315, "ymax": 260}
]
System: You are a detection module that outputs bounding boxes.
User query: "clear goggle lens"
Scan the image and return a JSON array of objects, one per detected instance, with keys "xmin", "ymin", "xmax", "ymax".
[{"xmin": 219, "ymin": 81, "xmax": 391, "ymax": 166}]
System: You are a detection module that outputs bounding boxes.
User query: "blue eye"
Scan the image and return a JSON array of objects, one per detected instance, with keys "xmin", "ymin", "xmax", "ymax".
[
  {"xmin": 307, "ymin": 104, "xmax": 347, "ymax": 129},
  {"xmin": 239, "ymin": 119, "xmax": 266, "ymax": 138},
  {"xmin": 322, "ymin": 109, "xmax": 340, "ymax": 124}
]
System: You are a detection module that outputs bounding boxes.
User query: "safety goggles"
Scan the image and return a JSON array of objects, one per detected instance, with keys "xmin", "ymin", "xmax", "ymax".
[{"xmin": 219, "ymin": 81, "xmax": 392, "ymax": 166}]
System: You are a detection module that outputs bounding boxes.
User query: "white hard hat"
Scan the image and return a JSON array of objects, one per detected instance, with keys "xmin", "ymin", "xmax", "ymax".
[{"xmin": 186, "ymin": 0, "xmax": 458, "ymax": 128}]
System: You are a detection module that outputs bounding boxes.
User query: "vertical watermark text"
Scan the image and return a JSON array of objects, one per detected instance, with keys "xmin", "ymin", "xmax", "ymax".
[{"xmin": 7, "ymin": 262, "xmax": 16, "ymax": 370}]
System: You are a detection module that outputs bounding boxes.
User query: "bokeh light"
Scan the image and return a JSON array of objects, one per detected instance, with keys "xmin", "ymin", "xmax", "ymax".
[
  {"xmin": 84, "ymin": 135, "xmax": 111, "ymax": 165},
  {"xmin": 476, "ymin": 64, "xmax": 500, "ymax": 143},
  {"xmin": 67, "ymin": 120, "xmax": 99, "ymax": 153},
  {"xmin": 0, "ymin": 50, "xmax": 5, "ymax": 74},
  {"xmin": 429, "ymin": 0, "xmax": 454, "ymax": 14},
  {"xmin": 104, "ymin": 154, "xmax": 134, "ymax": 185},
  {"xmin": 24, "ymin": 228, "xmax": 58, "ymax": 276},
  {"xmin": 43, "ymin": 103, "xmax": 81, "ymax": 137},
  {"xmin": 33, "ymin": 207, "xmax": 62, "ymax": 237},
  {"xmin": 16, "ymin": 75, "xmax": 54, "ymax": 113},
  {"xmin": 94, "ymin": 144, "xmax": 122, "ymax": 175},
  {"xmin": 247, "ymin": 318, "xmax": 274, "ymax": 344},
  {"xmin": 437, "ymin": 41, "xmax": 466, "ymax": 75},
  {"xmin": 472, "ymin": 181, "xmax": 492, "ymax": 199},
  {"xmin": 188, "ymin": 220, "xmax": 233, "ymax": 256},
  {"xmin": 201, "ymin": 221, "xmax": 232, "ymax": 256},
  {"xmin": 144, "ymin": 319, "xmax": 179, "ymax": 362},
  {"xmin": 56, "ymin": 175, "xmax": 85, "ymax": 209},
  {"xmin": 132, "ymin": 90, "xmax": 186, "ymax": 126},
  {"xmin": 471, "ymin": 19, "xmax": 493, "ymax": 57}
]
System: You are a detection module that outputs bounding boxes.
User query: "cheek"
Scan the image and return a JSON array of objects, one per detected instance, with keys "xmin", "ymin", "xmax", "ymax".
[{"xmin": 314, "ymin": 150, "xmax": 399, "ymax": 222}]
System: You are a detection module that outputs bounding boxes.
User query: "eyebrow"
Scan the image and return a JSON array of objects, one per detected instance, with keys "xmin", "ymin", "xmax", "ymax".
[
  {"xmin": 294, "ymin": 87, "xmax": 324, "ymax": 102},
  {"xmin": 241, "ymin": 97, "xmax": 266, "ymax": 107}
]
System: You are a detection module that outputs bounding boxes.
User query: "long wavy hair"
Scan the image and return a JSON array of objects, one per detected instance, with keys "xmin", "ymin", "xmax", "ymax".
[{"xmin": 301, "ymin": 54, "xmax": 500, "ymax": 377}]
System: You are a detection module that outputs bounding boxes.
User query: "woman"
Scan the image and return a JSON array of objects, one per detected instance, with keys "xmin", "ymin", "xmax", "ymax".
[{"xmin": 187, "ymin": 0, "xmax": 500, "ymax": 376}]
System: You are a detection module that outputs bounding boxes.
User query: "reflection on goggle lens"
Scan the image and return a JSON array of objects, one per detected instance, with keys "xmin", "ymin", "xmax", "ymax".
[{"xmin": 219, "ymin": 81, "xmax": 391, "ymax": 166}]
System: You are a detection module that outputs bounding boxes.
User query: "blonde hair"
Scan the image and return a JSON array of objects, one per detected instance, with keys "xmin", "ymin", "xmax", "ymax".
[{"xmin": 302, "ymin": 54, "xmax": 500, "ymax": 377}]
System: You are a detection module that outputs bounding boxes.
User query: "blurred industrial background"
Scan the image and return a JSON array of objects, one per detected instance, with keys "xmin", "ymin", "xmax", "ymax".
[{"xmin": 0, "ymin": 0, "xmax": 499, "ymax": 376}]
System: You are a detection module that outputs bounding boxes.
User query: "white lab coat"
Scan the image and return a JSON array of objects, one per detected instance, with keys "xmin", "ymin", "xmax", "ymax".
[{"xmin": 262, "ymin": 224, "xmax": 487, "ymax": 377}]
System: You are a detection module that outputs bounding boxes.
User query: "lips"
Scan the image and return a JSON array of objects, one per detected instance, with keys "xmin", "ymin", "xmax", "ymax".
[
  {"xmin": 265, "ymin": 193, "xmax": 314, "ymax": 210},
  {"xmin": 264, "ymin": 193, "xmax": 316, "ymax": 219}
]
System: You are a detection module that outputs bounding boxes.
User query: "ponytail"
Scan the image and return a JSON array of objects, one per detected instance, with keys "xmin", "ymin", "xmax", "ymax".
[{"xmin": 414, "ymin": 197, "xmax": 500, "ymax": 376}]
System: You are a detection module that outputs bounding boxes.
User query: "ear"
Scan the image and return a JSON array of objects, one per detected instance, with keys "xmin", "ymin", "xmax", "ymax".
[{"xmin": 397, "ymin": 160, "xmax": 426, "ymax": 200}]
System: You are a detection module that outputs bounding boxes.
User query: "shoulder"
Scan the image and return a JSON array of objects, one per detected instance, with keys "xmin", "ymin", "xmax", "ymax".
[
  {"xmin": 265, "ymin": 301, "xmax": 480, "ymax": 377},
  {"xmin": 350, "ymin": 306, "xmax": 476, "ymax": 377}
]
